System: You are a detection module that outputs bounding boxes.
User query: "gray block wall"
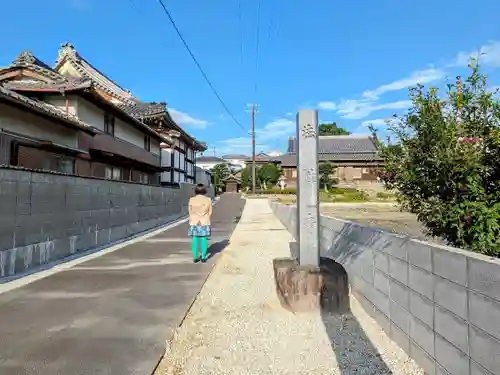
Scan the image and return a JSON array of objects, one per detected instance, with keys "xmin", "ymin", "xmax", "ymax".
[
  {"xmin": 0, "ymin": 168, "xmax": 199, "ymax": 278},
  {"xmin": 270, "ymin": 201, "xmax": 500, "ymax": 375}
]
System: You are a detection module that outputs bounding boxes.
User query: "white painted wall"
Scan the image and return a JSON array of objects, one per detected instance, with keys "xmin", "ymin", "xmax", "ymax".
[
  {"xmin": 73, "ymin": 97, "xmax": 160, "ymax": 154},
  {"xmin": 150, "ymin": 140, "xmax": 160, "ymax": 156},
  {"xmin": 195, "ymin": 166, "xmax": 212, "ymax": 186},
  {"xmin": 43, "ymin": 95, "xmax": 78, "ymax": 117},
  {"xmin": 0, "ymin": 103, "xmax": 79, "ymax": 148},
  {"xmin": 114, "ymin": 116, "xmax": 146, "ymax": 149},
  {"xmin": 75, "ymin": 97, "xmax": 105, "ymax": 132},
  {"xmin": 224, "ymin": 158, "xmax": 246, "ymax": 169},
  {"xmin": 161, "ymin": 149, "xmax": 173, "ymax": 167}
]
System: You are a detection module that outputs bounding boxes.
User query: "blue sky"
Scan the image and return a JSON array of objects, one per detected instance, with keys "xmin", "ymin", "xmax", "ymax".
[{"xmin": 2, "ymin": 0, "xmax": 500, "ymax": 156}]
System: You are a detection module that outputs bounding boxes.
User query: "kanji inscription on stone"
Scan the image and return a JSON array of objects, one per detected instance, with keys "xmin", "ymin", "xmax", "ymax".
[
  {"xmin": 296, "ymin": 110, "xmax": 320, "ymax": 267},
  {"xmin": 303, "ymin": 168, "xmax": 317, "ymax": 184},
  {"xmin": 304, "ymin": 212, "xmax": 317, "ymax": 229}
]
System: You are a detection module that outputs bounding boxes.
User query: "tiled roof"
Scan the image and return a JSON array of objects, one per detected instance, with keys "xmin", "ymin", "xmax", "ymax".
[
  {"xmin": 274, "ymin": 151, "xmax": 383, "ymax": 167},
  {"xmin": 12, "ymin": 51, "xmax": 53, "ymax": 71},
  {"xmin": 118, "ymin": 102, "xmax": 167, "ymax": 118},
  {"xmin": 196, "ymin": 156, "xmax": 227, "ymax": 163},
  {"xmin": 289, "ymin": 135, "xmax": 379, "ymax": 154},
  {"xmin": 52, "ymin": 43, "xmax": 206, "ymax": 150},
  {"xmin": 3, "ymin": 78, "xmax": 92, "ymax": 92},
  {"xmin": 4, "ymin": 51, "xmax": 67, "ymax": 82},
  {"xmin": 55, "ymin": 43, "xmax": 136, "ymax": 104},
  {"xmin": 221, "ymin": 154, "xmax": 249, "ymax": 160},
  {"xmin": 0, "ymin": 85, "xmax": 94, "ymax": 133}
]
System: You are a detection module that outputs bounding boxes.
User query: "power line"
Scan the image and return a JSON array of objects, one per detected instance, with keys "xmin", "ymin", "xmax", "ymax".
[{"xmin": 146, "ymin": 0, "xmax": 247, "ymax": 132}]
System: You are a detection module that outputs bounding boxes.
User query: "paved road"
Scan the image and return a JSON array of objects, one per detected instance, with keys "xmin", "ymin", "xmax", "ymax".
[{"xmin": 0, "ymin": 193, "xmax": 245, "ymax": 375}]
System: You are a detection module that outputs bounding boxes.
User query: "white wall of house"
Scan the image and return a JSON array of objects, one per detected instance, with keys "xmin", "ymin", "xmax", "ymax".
[
  {"xmin": 195, "ymin": 166, "xmax": 211, "ymax": 186},
  {"xmin": 0, "ymin": 103, "xmax": 79, "ymax": 148},
  {"xmin": 223, "ymin": 158, "xmax": 246, "ymax": 169},
  {"xmin": 161, "ymin": 149, "xmax": 173, "ymax": 167},
  {"xmin": 70, "ymin": 97, "xmax": 160, "ymax": 154},
  {"xmin": 43, "ymin": 95, "xmax": 78, "ymax": 117},
  {"xmin": 150, "ymin": 140, "xmax": 160, "ymax": 155},
  {"xmin": 74, "ymin": 97, "xmax": 105, "ymax": 132}
]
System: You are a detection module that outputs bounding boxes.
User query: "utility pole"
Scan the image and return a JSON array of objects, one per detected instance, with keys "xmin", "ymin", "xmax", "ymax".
[
  {"xmin": 251, "ymin": 103, "xmax": 257, "ymax": 194},
  {"xmin": 212, "ymin": 146, "xmax": 216, "ymax": 157}
]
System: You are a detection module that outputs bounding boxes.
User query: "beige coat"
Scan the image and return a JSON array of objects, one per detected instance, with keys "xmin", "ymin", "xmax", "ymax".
[{"xmin": 188, "ymin": 195, "xmax": 212, "ymax": 226}]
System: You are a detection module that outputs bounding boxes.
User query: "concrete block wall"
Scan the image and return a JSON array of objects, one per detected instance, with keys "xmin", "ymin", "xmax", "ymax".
[
  {"xmin": 270, "ymin": 201, "xmax": 500, "ymax": 375},
  {"xmin": 0, "ymin": 168, "xmax": 198, "ymax": 278}
]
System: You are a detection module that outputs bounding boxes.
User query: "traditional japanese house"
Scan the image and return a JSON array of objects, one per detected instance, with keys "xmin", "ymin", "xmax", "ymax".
[
  {"xmin": 276, "ymin": 135, "xmax": 384, "ymax": 187},
  {"xmin": 0, "ymin": 51, "xmax": 172, "ymax": 183},
  {"xmin": 0, "ymin": 84, "xmax": 96, "ymax": 173},
  {"xmin": 53, "ymin": 43, "xmax": 207, "ymax": 184},
  {"xmin": 0, "ymin": 43, "xmax": 207, "ymax": 184}
]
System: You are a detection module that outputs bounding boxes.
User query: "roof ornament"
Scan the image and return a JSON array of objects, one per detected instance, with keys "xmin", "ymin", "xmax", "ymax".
[
  {"xmin": 12, "ymin": 51, "xmax": 36, "ymax": 66},
  {"xmin": 56, "ymin": 42, "xmax": 78, "ymax": 64}
]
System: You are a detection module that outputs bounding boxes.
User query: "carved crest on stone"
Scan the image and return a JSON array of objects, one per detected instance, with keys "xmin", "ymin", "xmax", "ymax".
[{"xmin": 300, "ymin": 123, "xmax": 316, "ymax": 139}]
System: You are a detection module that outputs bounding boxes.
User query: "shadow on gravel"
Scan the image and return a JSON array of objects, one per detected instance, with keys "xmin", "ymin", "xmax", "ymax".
[
  {"xmin": 287, "ymin": 242, "xmax": 393, "ymax": 374},
  {"xmin": 321, "ymin": 309, "xmax": 393, "ymax": 375}
]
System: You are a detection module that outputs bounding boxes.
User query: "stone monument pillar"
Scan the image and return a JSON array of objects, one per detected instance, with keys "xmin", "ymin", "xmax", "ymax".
[
  {"xmin": 296, "ymin": 110, "xmax": 320, "ymax": 267},
  {"xmin": 271, "ymin": 109, "xmax": 349, "ymax": 313}
]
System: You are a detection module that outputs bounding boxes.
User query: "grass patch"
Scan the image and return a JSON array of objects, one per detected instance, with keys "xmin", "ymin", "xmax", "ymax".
[{"xmin": 375, "ymin": 191, "xmax": 396, "ymax": 200}]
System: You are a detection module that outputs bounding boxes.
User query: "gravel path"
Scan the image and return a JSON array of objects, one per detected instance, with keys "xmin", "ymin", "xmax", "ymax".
[{"xmin": 155, "ymin": 199, "xmax": 424, "ymax": 375}]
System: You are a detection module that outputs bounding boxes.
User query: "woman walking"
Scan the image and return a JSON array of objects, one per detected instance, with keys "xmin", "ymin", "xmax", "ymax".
[{"xmin": 188, "ymin": 184, "xmax": 213, "ymax": 263}]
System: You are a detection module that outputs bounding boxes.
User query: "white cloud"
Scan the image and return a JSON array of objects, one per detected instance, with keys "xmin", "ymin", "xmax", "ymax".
[
  {"xmin": 453, "ymin": 40, "xmax": 500, "ymax": 68},
  {"xmin": 255, "ymin": 118, "xmax": 295, "ymax": 140},
  {"xmin": 216, "ymin": 118, "xmax": 295, "ymax": 155},
  {"xmin": 361, "ymin": 118, "xmax": 390, "ymax": 128},
  {"xmin": 169, "ymin": 108, "xmax": 210, "ymax": 129},
  {"xmin": 217, "ymin": 136, "xmax": 269, "ymax": 155},
  {"xmin": 362, "ymin": 68, "xmax": 445, "ymax": 100},
  {"xmin": 319, "ymin": 69, "xmax": 438, "ymax": 120},
  {"xmin": 335, "ymin": 99, "xmax": 412, "ymax": 119}
]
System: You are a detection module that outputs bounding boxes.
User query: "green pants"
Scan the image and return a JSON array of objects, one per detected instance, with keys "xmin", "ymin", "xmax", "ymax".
[{"xmin": 191, "ymin": 236, "xmax": 208, "ymax": 261}]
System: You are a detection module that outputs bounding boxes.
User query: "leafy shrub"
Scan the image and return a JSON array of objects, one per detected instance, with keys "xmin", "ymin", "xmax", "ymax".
[{"xmin": 373, "ymin": 62, "xmax": 500, "ymax": 256}]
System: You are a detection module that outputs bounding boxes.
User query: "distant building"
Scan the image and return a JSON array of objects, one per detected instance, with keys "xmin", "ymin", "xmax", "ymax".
[
  {"xmin": 195, "ymin": 165, "xmax": 212, "ymax": 187},
  {"xmin": 275, "ymin": 135, "xmax": 384, "ymax": 187},
  {"xmin": 220, "ymin": 154, "xmax": 248, "ymax": 171},
  {"xmin": 196, "ymin": 155, "xmax": 229, "ymax": 170}
]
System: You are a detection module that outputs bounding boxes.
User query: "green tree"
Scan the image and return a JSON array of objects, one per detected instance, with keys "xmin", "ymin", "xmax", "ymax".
[
  {"xmin": 258, "ymin": 163, "xmax": 281, "ymax": 190},
  {"xmin": 373, "ymin": 61, "xmax": 500, "ymax": 256},
  {"xmin": 240, "ymin": 165, "xmax": 253, "ymax": 190},
  {"xmin": 211, "ymin": 163, "xmax": 230, "ymax": 193},
  {"xmin": 319, "ymin": 123, "xmax": 351, "ymax": 136},
  {"xmin": 319, "ymin": 162, "xmax": 337, "ymax": 191}
]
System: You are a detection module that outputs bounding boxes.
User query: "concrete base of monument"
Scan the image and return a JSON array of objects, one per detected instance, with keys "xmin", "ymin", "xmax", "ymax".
[{"xmin": 272, "ymin": 256, "xmax": 350, "ymax": 313}]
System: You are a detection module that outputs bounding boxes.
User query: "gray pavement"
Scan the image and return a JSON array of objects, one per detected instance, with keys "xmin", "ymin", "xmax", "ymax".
[{"xmin": 0, "ymin": 193, "xmax": 245, "ymax": 375}]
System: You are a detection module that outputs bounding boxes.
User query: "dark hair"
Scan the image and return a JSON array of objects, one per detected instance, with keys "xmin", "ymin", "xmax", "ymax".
[{"xmin": 194, "ymin": 183, "xmax": 207, "ymax": 195}]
